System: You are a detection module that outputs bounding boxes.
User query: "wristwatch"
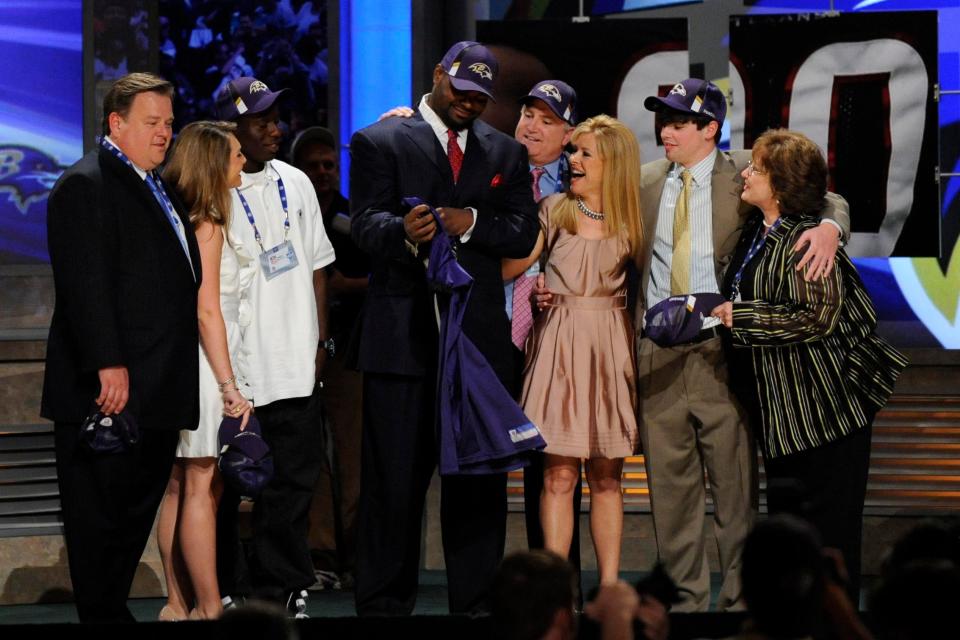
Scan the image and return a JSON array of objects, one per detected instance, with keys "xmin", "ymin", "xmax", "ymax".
[{"xmin": 321, "ymin": 338, "xmax": 336, "ymax": 359}]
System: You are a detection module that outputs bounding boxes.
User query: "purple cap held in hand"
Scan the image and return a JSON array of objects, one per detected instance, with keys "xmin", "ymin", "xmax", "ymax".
[
  {"xmin": 218, "ymin": 413, "xmax": 274, "ymax": 497},
  {"xmin": 440, "ymin": 41, "xmax": 498, "ymax": 100},
  {"xmin": 644, "ymin": 78, "xmax": 726, "ymax": 125},
  {"xmin": 644, "ymin": 292, "xmax": 727, "ymax": 347}
]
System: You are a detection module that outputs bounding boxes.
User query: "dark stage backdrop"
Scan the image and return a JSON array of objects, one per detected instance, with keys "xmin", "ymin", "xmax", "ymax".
[
  {"xmin": 729, "ymin": 11, "xmax": 939, "ymax": 259},
  {"xmin": 476, "ymin": 18, "xmax": 688, "ymax": 162}
]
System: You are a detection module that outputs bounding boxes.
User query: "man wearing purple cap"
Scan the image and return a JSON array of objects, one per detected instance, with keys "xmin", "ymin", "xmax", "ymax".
[
  {"xmin": 349, "ymin": 41, "xmax": 538, "ymax": 615},
  {"xmin": 635, "ymin": 79, "xmax": 850, "ymax": 611},
  {"xmin": 214, "ymin": 76, "xmax": 336, "ymax": 616}
]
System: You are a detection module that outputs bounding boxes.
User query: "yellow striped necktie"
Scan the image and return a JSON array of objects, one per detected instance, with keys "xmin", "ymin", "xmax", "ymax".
[{"xmin": 670, "ymin": 169, "xmax": 693, "ymax": 295}]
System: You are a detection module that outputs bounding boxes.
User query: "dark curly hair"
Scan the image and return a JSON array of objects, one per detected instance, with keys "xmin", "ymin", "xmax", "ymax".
[{"xmin": 752, "ymin": 129, "xmax": 827, "ymax": 217}]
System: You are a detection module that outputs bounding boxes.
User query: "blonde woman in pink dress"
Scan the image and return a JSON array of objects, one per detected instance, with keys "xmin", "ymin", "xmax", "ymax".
[{"xmin": 506, "ymin": 115, "xmax": 643, "ymax": 584}]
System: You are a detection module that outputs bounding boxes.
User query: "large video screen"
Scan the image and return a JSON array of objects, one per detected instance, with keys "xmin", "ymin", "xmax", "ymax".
[{"xmin": 0, "ymin": 2, "xmax": 83, "ymax": 264}]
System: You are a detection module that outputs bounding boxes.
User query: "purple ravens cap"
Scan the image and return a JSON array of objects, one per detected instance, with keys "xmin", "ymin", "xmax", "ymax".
[
  {"xmin": 522, "ymin": 79, "xmax": 578, "ymax": 124},
  {"xmin": 218, "ymin": 414, "xmax": 274, "ymax": 496},
  {"xmin": 644, "ymin": 78, "xmax": 727, "ymax": 125},
  {"xmin": 440, "ymin": 41, "xmax": 498, "ymax": 100},
  {"xmin": 80, "ymin": 406, "xmax": 140, "ymax": 454},
  {"xmin": 215, "ymin": 76, "xmax": 289, "ymax": 120},
  {"xmin": 644, "ymin": 293, "xmax": 727, "ymax": 347}
]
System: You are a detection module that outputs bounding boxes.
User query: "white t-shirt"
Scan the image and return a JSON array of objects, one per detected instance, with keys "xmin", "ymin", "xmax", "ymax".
[{"xmin": 228, "ymin": 159, "xmax": 335, "ymax": 406}]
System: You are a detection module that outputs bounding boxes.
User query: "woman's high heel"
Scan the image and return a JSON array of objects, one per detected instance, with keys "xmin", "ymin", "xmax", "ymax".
[{"xmin": 158, "ymin": 605, "xmax": 187, "ymax": 621}]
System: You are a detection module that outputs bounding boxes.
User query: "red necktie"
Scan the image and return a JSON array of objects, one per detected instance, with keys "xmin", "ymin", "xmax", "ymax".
[
  {"xmin": 447, "ymin": 129, "xmax": 463, "ymax": 182},
  {"xmin": 531, "ymin": 166, "xmax": 546, "ymax": 202},
  {"xmin": 511, "ymin": 275, "xmax": 536, "ymax": 349}
]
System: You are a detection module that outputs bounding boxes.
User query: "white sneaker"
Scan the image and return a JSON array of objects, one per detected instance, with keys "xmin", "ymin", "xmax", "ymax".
[{"xmin": 285, "ymin": 589, "xmax": 309, "ymax": 619}]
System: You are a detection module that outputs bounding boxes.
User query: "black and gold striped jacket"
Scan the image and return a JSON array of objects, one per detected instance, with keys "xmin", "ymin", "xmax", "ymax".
[{"xmin": 728, "ymin": 214, "xmax": 907, "ymax": 459}]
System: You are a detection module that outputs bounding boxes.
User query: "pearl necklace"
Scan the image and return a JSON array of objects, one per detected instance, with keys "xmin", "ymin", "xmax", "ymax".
[{"xmin": 576, "ymin": 197, "xmax": 605, "ymax": 221}]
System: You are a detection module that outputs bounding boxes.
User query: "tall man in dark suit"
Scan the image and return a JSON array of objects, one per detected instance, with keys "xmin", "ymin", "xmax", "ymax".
[
  {"xmin": 349, "ymin": 41, "xmax": 539, "ymax": 615},
  {"xmin": 42, "ymin": 72, "xmax": 201, "ymax": 622}
]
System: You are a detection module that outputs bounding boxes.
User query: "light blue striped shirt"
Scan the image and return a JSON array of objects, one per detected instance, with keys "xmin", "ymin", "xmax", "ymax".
[{"xmin": 647, "ymin": 151, "xmax": 721, "ymax": 328}]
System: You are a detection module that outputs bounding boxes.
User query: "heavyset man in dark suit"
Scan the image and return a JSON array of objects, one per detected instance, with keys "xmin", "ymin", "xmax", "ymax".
[
  {"xmin": 349, "ymin": 41, "xmax": 539, "ymax": 615},
  {"xmin": 42, "ymin": 72, "xmax": 201, "ymax": 622}
]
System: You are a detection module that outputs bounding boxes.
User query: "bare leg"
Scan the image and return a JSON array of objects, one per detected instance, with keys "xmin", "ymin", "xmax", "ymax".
[
  {"xmin": 157, "ymin": 461, "xmax": 192, "ymax": 619},
  {"xmin": 540, "ymin": 454, "xmax": 581, "ymax": 560},
  {"xmin": 179, "ymin": 457, "xmax": 224, "ymax": 619},
  {"xmin": 585, "ymin": 457, "xmax": 625, "ymax": 585}
]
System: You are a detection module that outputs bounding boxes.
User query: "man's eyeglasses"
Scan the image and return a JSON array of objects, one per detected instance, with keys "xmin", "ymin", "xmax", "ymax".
[{"xmin": 745, "ymin": 160, "xmax": 765, "ymax": 176}]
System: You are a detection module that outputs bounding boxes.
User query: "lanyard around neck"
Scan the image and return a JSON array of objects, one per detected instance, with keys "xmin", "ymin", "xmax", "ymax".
[
  {"xmin": 235, "ymin": 171, "xmax": 290, "ymax": 253},
  {"xmin": 729, "ymin": 217, "xmax": 782, "ymax": 301}
]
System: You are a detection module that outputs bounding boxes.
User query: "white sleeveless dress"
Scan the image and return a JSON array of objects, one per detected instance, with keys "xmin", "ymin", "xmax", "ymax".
[{"xmin": 177, "ymin": 227, "xmax": 256, "ymax": 458}]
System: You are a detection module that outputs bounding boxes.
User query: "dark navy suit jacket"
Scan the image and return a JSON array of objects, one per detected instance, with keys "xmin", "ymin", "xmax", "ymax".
[
  {"xmin": 350, "ymin": 113, "xmax": 538, "ymax": 389},
  {"xmin": 42, "ymin": 146, "xmax": 202, "ymax": 430}
]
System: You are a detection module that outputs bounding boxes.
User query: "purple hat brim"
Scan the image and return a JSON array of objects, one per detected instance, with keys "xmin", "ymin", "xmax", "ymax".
[
  {"xmin": 448, "ymin": 75, "xmax": 496, "ymax": 101},
  {"xmin": 521, "ymin": 95, "xmax": 569, "ymax": 123},
  {"xmin": 241, "ymin": 87, "xmax": 290, "ymax": 116}
]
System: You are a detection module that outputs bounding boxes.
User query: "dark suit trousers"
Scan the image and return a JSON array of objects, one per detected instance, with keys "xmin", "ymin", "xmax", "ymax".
[
  {"xmin": 55, "ymin": 422, "xmax": 178, "ymax": 623},
  {"xmin": 355, "ymin": 372, "xmax": 507, "ymax": 616},
  {"xmin": 764, "ymin": 422, "xmax": 873, "ymax": 603},
  {"xmin": 218, "ymin": 386, "xmax": 325, "ymax": 599}
]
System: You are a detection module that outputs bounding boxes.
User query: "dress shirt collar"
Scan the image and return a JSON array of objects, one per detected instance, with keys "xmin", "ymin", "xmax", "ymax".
[
  {"xmin": 103, "ymin": 135, "xmax": 147, "ymax": 179},
  {"xmin": 418, "ymin": 94, "xmax": 468, "ymax": 149},
  {"xmin": 238, "ymin": 160, "xmax": 281, "ymax": 192},
  {"xmin": 531, "ymin": 155, "xmax": 562, "ymax": 184},
  {"xmin": 669, "ymin": 148, "xmax": 717, "ymax": 186}
]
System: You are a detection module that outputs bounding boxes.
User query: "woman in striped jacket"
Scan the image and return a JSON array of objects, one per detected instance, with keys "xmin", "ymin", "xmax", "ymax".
[{"xmin": 710, "ymin": 129, "xmax": 907, "ymax": 600}]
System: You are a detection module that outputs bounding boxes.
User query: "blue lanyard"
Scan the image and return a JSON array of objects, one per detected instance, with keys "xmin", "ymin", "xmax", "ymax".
[
  {"xmin": 100, "ymin": 138, "xmax": 192, "ymax": 262},
  {"xmin": 235, "ymin": 170, "xmax": 290, "ymax": 253},
  {"xmin": 729, "ymin": 217, "xmax": 782, "ymax": 301}
]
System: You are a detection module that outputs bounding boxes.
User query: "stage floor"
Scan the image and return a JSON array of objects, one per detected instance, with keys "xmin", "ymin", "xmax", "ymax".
[{"xmin": 0, "ymin": 570, "xmax": 657, "ymax": 624}]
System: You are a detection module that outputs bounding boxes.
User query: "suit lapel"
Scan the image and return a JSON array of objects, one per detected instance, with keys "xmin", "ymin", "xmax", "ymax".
[
  {"xmin": 457, "ymin": 124, "xmax": 489, "ymax": 197},
  {"xmin": 403, "ymin": 116, "xmax": 455, "ymax": 184},
  {"xmin": 163, "ymin": 177, "xmax": 203, "ymax": 283},
  {"xmin": 640, "ymin": 164, "xmax": 668, "ymax": 301},
  {"xmin": 99, "ymin": 148, "xmax": 197, "ymax": 281},
  {"xmin": 710, "ymin": 150, "xmax": 747, "ymax": 258}
]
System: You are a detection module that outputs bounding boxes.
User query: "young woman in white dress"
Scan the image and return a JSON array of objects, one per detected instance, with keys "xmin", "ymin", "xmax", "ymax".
[{"xmin": 156, "ymin": 121, "xmax": 254, "ymax": 620}]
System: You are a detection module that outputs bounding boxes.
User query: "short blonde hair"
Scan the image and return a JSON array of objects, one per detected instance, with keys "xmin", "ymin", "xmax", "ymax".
[
  {"xmin": 551, "ymin": 114, "xmax": 643, "ymax": 251},
  {"xmin": 163, "ymin": 121, "xmax": 238, "ymax": 229}
]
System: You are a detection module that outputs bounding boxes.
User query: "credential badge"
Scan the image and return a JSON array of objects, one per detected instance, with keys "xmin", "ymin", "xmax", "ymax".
[
  {"xmin": 468, "ymin": 63, "xmax": 493, "ymax": 80},
  {"xmin": 538, "ymin": 84, "xmax": 562, "ymax": 102}
]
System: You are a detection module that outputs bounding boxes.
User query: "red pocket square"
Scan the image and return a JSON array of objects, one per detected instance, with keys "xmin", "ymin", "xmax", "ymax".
[{"xmin": 490, "ymin": 173, "xmax": 502, "ymax": 188}]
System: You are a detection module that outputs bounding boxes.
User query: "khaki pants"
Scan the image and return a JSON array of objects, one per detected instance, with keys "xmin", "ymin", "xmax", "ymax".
[{"xmin": 636, "ymin": 335, "xmax": 756, "ymax": 612}]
